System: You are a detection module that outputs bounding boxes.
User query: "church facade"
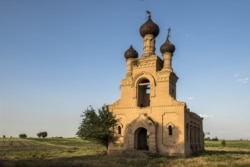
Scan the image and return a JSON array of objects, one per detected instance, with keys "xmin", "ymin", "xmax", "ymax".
[{"xmin": 108, "ymin": 12, "xmax": 204, "ymax": 157}]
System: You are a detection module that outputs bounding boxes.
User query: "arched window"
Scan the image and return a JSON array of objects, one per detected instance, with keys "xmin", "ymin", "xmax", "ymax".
[
  {"xmin": 137, "ymin": 78, "xmax": 150, "ymax": 107},
  {"xmin": 190, "ymin": 124, "xmax": 192, "ymax": 142},
  {"xmin": 118, "ymin": 126, "xmax": 121, "ymax": 135},
  {"xmin": 168, "ymin": 125, "xmax": 173, "ymax": 135},
  {"xmin": 198, "ymin": 127, "xmax": 200, "ymax": 144}
]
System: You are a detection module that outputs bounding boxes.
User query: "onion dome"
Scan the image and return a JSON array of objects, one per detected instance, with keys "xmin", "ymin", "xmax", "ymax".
[
  {"xmin": 160, "ymin": 28, "xmax": 175, "ymax": 54},
  {"xmin": 139, "ymin": 11, "xmax": 160, "ymax": 37},
  {"xmin": 124, "ymin": 45, "xmax": 138, "ymax": 59}
]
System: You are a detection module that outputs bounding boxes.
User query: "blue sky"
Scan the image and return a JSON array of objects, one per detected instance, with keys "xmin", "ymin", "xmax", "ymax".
[{"xmin": 1, "ymin": 0, "xmax": 250, "ymax": 139}]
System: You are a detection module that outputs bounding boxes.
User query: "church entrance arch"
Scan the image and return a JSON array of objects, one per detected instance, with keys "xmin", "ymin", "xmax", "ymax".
[{"xmin": 134, "ymin": 127, "xmax": 148, "ymax": 150}]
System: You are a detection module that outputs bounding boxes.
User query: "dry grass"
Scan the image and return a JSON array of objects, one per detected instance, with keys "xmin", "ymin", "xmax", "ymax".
[{"xmin": 0, "ymin": 138, "xmax": 250, "ymax": 167}]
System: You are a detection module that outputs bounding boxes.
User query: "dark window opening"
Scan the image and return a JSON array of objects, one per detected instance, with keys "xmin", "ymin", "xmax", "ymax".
[
  {"xmin": 190, "ymin": 127, "xmax": 192, "ymax": 142},
  {"xmin": 168, "ymin": 125, "xmax": 173, "ymax": 135},
  {"xmin": 186, "ymin": 123, "xmax": 189, "ymax": 141},
  {"xmin": 118, "ymin": 126, "xmax": 121, "ymax": 135},
  {"xmin": 137, "ymin": 78, "xmax": 150, "ymax": 107},
  {"xmin": 198, "ymin": 128, "xmax": 200, "ymax": 144},
  {"xmin": 172, "ymin": 89, "xmax": 174, "ymax": 95}
]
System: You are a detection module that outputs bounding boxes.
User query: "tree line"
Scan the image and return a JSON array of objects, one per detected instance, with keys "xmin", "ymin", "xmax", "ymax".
[{"xmin": 17, "ymin": 131, "xmax": 48, "ymax": 138}]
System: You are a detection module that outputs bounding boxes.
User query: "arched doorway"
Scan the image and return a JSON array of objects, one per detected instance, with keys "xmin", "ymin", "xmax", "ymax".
[{"xmin": 134, "ymin": 127, "xmax": 148, "ymax": 150}]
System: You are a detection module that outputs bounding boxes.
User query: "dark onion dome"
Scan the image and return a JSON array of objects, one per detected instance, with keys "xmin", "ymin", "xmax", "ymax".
[
  {"xmin": 160, "ymin": 38, "xmax": 175, "ymax": 54},
  {"xmin": 160, "ymin": 28, "xmax": 175, "ymax": 54},
  {"xmin": 139, "ymin": 11, "xmax": 160, "ymax": 37},
  {"xmin": 124, "ymin": 45, "xmax": 138, "ymax": 59}
]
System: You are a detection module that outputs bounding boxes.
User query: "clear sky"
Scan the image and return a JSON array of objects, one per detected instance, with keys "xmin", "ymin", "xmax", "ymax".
[{"xmin": 1, "ymin": 0, "xmax": 250, "ymax": 139}]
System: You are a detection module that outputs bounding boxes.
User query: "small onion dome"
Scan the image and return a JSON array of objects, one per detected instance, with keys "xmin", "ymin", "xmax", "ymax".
[
  {"xmin": 124, "ymin": 45, "xmax": 138, "ymax": 59},
  {"xmin": 160, "ymin": 28, "xmax": 175, "ymax": 54},
  {"xmin": 139, "ymin": 11, "xmax": 160, "ymax": 37},
  {"xmin": 160, "ymin": 38, "xmax": 175, "ymax": 54}
]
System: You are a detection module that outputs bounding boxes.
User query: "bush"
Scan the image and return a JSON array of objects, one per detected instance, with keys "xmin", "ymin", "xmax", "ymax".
[
  {"xmin": 204, "ymin": 137, "xmax": 211, "ymax": 141},
  {"xmin": 221, "ymin": 140, "xmax": 226, "ymax": 146},
  {"xmin": 19, "ymin": 133, "xmax": 27, "ymax": 138},
  {"xmin": 212, "ymin": 137, "xmax": 219, "ymax": 141}
]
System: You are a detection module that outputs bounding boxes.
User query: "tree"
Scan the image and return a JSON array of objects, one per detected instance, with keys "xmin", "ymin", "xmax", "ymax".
[
  {"xmin": 37, "ymin": 132, "xmax": 42, "ymax": 138},
  {"xmin": 41, "ymin": 131, "xmax": 47, "ymax": 138},
  {"xmin": 76, "ymin": 105, "xmax": 118, "ymax": 148},
  {"xmin": 37, "ymin": 131, "xmax": 48, "ymax": 138},
  {"xmin": 19, "ymin": 133, "xmax": 27, "ymax": 138}
]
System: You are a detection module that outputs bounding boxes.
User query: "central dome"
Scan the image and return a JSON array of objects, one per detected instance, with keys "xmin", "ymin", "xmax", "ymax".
[{"xmin": 139, "ymin": 11, "xmax": 159, "ymax": 37}]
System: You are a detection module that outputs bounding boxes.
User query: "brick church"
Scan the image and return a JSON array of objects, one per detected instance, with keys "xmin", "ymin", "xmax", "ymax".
[{"xmin": 108, "ymin": 12, "xmax": 204, "ymax": 157}]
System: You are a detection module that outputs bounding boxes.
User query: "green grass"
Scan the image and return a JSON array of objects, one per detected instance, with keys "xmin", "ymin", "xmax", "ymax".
[
  {"xmin": 205, "ymin": 140, "xmax": 250, "ymax": 149},
  {"xmin": 1, "ymin": 138, "xmax": 250, "ymax": 167},
  {"xmin": 0, "ymin": 137, "xmax": 106, "ymax": 167}
]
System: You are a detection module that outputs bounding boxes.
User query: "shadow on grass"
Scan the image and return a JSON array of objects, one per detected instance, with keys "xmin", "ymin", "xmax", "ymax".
[
  {"xmin": 1, "ymin": 154, "xmax": 151, "ymax": 167},
  {"xmin": 1, "ymin": 150, "xmax": 250, "ymax": 167}
]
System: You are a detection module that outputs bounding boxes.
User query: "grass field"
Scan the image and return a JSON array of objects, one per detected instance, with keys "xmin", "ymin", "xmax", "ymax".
[{"xmin": 1, "ymin": 138, "xmax": 250, "ymax": 167}]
